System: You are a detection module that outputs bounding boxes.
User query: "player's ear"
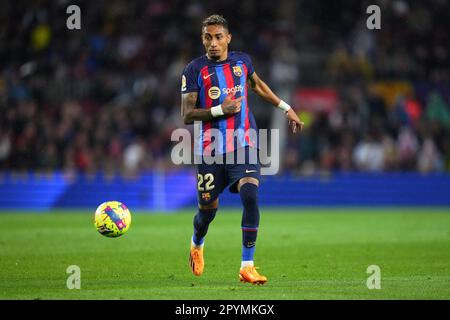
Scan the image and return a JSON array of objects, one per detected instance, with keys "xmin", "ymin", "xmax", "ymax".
[{"xmin": 227, "ymin": 33, "xmax": 232, "ymax": 44}]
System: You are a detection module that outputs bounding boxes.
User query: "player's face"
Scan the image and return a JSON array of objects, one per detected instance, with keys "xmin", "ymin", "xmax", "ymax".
[{"xmin": 202, "ymin": 25, "xmax": 231, "ymax": 61}]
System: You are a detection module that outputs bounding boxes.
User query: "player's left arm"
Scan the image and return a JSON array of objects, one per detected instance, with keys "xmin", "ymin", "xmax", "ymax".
[{"xmin": 248, "ymin": 72, "xmax": 304, "ymax": 133}]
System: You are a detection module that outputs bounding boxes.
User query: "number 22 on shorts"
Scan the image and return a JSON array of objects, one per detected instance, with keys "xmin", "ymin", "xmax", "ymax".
[{"xmin": 197, "ymin": 173, "xmax": 215, "ymax": 191}]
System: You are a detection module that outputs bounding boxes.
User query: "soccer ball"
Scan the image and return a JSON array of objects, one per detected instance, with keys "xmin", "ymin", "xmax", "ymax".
[{"xmin": 94, "ymin": 201, "xmax": 131, "ymax": 238}]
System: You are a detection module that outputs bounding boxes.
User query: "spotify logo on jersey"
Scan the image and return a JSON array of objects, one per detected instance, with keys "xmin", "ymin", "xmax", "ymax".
[
  {"xmin": 208, "ymin": 85, "xmax": 244, "ymax": 100},
  {"xmin": 208, "ymin": 86, "xmax": 221, "ymax": 100}
]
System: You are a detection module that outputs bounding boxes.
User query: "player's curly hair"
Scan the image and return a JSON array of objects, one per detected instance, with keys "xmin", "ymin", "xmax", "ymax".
[{"xmin": 202, "ymin": 14, "xmax": 229, "ymax": 32}]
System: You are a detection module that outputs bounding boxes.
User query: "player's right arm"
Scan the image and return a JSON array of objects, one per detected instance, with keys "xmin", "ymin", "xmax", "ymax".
[
  {"xmin": 181, "ymin": 92, "xmax": 209, "ymax": 124},
  {"xmin": 181, "ymin": 92, "xmax": 243, "ymax": 125}
]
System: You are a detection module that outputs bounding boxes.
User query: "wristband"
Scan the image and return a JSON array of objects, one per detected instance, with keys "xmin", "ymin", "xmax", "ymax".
[
  {"xmin": 211, "ymin": 105, "xmax": 224, "ymax": 117},
  {"xmin": 278, "ymin": 100, "xmax": 292, "ymax": 112}
]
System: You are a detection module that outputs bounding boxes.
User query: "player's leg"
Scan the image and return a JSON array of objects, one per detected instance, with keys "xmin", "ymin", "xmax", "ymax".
[
  {"xmin": 189, "ymin": 199, "xmax": 218, "ymax": 276},
  {"xmin": 237, "ymin": 177, "xmax": 267, "ymax": 285},
  {"xmin": 189, "ymin": 163, "xmax": 225, "ymax": 276},
  {"xmin": 227, "ymin": 147, "xmax": 267, "ymax": 284},
  {"xmin": 192, "ymin": 199, "xmax": 218, "ymax": 247}
]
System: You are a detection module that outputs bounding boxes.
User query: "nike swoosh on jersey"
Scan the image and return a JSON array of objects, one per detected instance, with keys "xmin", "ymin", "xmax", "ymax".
[
  {"xmin": 245, "ymin": 170, "xmax": 257, "ymax": 173},
  {"xmin": 203, "ymin": 73, "xmax": 215, "ymax": 79}
]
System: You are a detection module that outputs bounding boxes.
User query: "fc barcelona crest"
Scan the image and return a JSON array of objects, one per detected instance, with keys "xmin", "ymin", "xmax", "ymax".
[
  {"xmin": 201, "ymin": 192, "xmax": 211, "ymax": 202},
  {"xmin": 233, "ymin": 66, "xmax": 243, "ymax": 77}
]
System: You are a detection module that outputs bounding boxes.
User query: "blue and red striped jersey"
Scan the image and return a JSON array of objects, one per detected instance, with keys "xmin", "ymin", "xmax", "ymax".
[{"xmin": 181, "ymin": 51, "xmax": 258, "ymax": 156}]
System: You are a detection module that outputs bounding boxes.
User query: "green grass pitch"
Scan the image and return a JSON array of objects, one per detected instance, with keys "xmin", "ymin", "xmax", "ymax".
[{"xmin": 0, "ymin": 208, "xmax": 449, "ymax": 300}]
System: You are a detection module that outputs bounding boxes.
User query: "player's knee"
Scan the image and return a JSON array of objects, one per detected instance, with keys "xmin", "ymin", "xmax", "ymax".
[
  {"xmin": 238, "ymin": 177, "xmax": 259, "ymax": 192},
  {"xmin": 239, "ymin": 182, "xmax": 258, "ymax": 209},
  {"xmin": 199, "ymin": 198, "xmax": 219, "ymax": 210}
]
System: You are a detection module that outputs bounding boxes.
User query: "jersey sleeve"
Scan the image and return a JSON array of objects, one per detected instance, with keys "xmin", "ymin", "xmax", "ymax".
[
  {"xmin": 181, "ymin": 62, "xmax": 199, "ymax": 93},
  {"xmin": 241, "ymin": 53, "xmax": 255, "ymax": 77}
]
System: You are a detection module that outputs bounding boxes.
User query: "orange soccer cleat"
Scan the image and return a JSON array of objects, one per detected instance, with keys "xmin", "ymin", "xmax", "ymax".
[
  {"xmin": 189, "ymin": 243, "xmax": 204, "ymax": 276},
  {"xmin": 239, "ymin": 266, "xmax": 267, "ymax": 285}
]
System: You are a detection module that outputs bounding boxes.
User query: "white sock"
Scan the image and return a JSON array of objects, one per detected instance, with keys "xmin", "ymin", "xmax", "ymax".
[
  {"xmin": 191, "ymin": 237, "xmax": 204, "ymax": 248},
  {"xmin": 241, "ymin": 260, "xmax": 254, "ymax": 269}
]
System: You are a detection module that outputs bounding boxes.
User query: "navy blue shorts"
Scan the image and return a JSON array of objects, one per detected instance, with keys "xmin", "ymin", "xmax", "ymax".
[{"xmin": 196, "ymin": 147, "xmax": 260, "ymax": 206}]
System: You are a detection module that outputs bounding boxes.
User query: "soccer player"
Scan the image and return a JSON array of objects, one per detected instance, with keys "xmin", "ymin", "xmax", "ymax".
[{"xmin": 181, "ymin": 15, "xmax": 303, "ymax": 285}]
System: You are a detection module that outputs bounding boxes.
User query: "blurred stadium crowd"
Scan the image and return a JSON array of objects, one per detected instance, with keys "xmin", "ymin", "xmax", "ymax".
[{"xmin": 0, "ymin": 0, "xmax": 449, "ymax": 175}]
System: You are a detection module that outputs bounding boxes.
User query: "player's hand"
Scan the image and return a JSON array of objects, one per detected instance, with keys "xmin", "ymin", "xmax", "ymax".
[
  {"xmin": 221, "ymin": 94, "xmax": 243, "ymax": 115},
  {"xmin": 285, "ymin": 108, "xmax": 304, "ymax": 134}
]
